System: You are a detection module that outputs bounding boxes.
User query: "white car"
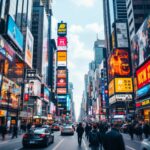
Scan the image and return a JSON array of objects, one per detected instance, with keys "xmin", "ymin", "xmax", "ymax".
[
  {"xmin": 141, "ymin": 138, "xmax": 150, "ymax": 150},
  {"xmin": 61, "ymin": 125, "xmax": 74, "ymax": 135}
]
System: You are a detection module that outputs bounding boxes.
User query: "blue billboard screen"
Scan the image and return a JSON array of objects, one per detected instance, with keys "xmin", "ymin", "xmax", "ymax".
[{"xmin": 7, "ymin": 16, "xmax": 23, "ymax": 51}]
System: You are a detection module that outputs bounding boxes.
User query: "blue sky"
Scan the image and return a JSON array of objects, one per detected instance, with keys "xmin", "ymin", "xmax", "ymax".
[{"xmin": 52, "ymin": 0, "xmax": 104, "ymax": 120}]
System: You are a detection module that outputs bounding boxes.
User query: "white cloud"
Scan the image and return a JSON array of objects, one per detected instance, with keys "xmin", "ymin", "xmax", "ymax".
[
  {"xmin": 69, "ymin": 25, "xmax": 83, "ymax": 33},
  {"xmin": 71, "ymin": 0, "xmax": 96, "ymax": 7},
  {"xmin": 85, "ymin": 23, "xmax": 104, "ymax": 33},
  {"xmin": 52, "ymin": 16, "xmax": 58, "ymax": 38}
]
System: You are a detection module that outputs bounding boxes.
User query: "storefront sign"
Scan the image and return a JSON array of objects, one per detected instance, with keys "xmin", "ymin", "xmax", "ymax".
[
  {"xmin": 0, "ymin": 110, "xmax": 6, "ymax": 116},
  {"xmin": 142, "ymin": 99, "xmax": 150, "ymax": 106},
  {"xmin": 109, "ymin": 79, "xmax": 115, "ymax": 96},
  {"xmin": 7, "ymin": 15, "xmax": 23, "ymax": 51},
  {"xmin": 136, "ymin": 60, "xmax": 150, "ymax": 89}
]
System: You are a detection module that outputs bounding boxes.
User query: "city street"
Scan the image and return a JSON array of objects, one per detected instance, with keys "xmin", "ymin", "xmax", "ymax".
[{"xmin": 0, "ymin": 131, "xmax": 142, "ymax": 150}]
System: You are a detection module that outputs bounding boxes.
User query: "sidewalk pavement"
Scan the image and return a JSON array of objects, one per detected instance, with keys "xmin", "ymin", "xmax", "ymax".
[{"xmin": 0, "ymin": 133, "xmax": 23, "ymax": 142}]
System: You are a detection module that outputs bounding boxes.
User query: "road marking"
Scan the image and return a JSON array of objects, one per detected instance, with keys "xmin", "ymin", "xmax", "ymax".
[
  {"xmin": 126, "ymin": 145, "xmax": 136, "ymax": 150},
  {"xmin": 52, "ymin": 138, "xmax": 64, "ymax": 150},
  {"xmin": 0, "ymin": 141, "xmax": 8, "ymax": 145},
  {"xmin": 83, "ymin": 139, "xmax": 88, "ymax": 150}
]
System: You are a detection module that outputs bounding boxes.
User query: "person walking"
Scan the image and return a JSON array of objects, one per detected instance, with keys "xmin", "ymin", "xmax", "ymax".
[
  {"xmin": 85, "ymin": 123, "xmax": 92, "ymax": 140},
  {"xmin": 143, "ymin": 122, "xmax": 150, "ymax": 139},
  {"xmin": 128, "ymin": 122, "xmax": 134, "ymax": 140},
  {"xmin": 103, "ymin": 123, "xmax": 125, "ymax": 150},
  {"xmin": 11, "ymin": 125, "xmax": 18, "ymax": 139},
  {"xmin": 89, "ymin": 124, "xmax": 100, "ymax": 150},
  {"xmin": 76, "ymin": 122, "xmax": 84, "ymax": 146},
  {"xmin": 1, "ymin": 124, "xmax": 7, "ymax": 140}
]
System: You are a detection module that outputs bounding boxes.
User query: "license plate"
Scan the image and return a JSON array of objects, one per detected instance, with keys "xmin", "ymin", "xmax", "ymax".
[{"xmin": 30, "ymin": 141, "xmax": 35, "ymax": 144}]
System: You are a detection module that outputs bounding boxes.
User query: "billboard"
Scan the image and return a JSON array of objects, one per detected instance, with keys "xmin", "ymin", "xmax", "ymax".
[
  {"xmin": 136, "ymin": 59, "xmax": 150, "ymax": 89},
  {"xmin": 108, "ymin": 79, "xmax": 115, "ymax": 96},
  {"xmin": 57, "ymin": 37, "xmax": 67, "ymax": 47},
  {"xmin": 116, "ymin": 22, "xmax": 129, "ymax": 48},
  {"xmin": 131, "ymin": 15, "xmax": 150, "ymax": 73},
  {"xmin": 57, "ymin": 51, "xmax": 67, "ymax": 66},
  {"xmin": 108, "ymin": 49, "xmax": 131, "ymax": 80},
  {"xmin": 57, "ymin": 78, "xmax": 66, "ymax": 87},
  {"xmin": 115, "ymin": 78, "xmax": 133, "ymax": 93},
  {"xmin": 36, "ymin": 99, "xmax": 42, "ymax": 116},
  {"xmin": 57, "ymin": 69, "xmax": 66, "ymax": 78},
  {"xmin": 7, "ymin": 15, "xmax": 23, "ymax": 51},
  {"xmin": 57, "ymin": 88, "xmax": 67, "ymax": 94},
  {"xmin": 0, "ymin": 36, "xmax": 15, "ymax": 62},
  {"xmin": 25, "ymin": 27, "xmax": 34, "ymax": 68},
  {"xmin": 57, "ymin": 23, "xmax": 67, "ymax": 36},
  {"xmin": 0, "ymin": 77, "xmax": 21, "ymax": 109}
]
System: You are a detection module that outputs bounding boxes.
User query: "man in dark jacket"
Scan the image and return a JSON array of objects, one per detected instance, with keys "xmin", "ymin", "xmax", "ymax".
[
  {"xmin": 76, "ymin": 123, "xmax": 84, "ymax": 146},
  {"xmin": 89, "ymin": 124, "xmax": 100, "ymax": 150},
  {"xmin": 103, "ymin": 123, "xmax": 125, "ymax": 150},
  {"xmin": 143, "ymin": 122, "xmax": 150, "ymax": 139},
  {"xmin": 12, "ymin": 125, "xmax": 18, "ymax": 139}
]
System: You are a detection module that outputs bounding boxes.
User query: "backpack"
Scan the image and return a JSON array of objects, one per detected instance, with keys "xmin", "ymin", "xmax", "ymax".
[{"xmin": 89, "ymin": 131, "xmax": 99, "ymax": 145}]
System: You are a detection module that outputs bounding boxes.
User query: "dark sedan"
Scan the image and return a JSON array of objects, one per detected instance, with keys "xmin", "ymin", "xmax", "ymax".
[
  {"xmin": 51, "ymin": 123, "xmax": 60, "ymax": 131},
  {"xmin": 22, "ymin": 128, "xmax": 54, "ymax": 148}
]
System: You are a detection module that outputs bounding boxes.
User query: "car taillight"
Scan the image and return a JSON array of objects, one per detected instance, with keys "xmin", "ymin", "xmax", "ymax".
[
  {"xmin": 39, "ymin": 134, "xmax": 46, "ymax": 138},
  {"xmin": 23, "ymin": 134, "xmax": 28, "ymax": 138}
]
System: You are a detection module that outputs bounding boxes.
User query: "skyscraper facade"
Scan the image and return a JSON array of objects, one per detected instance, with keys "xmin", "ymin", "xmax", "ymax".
[{"xmin": 126, "ymin": 0, "xmax": 150, "ymax": 41}]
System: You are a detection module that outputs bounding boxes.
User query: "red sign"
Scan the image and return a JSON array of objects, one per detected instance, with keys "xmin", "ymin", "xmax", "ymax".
[
  {"xmin": 57, "ymin": 88, "xmax": 66, "ymax": 94},
  {"xmin": 136, "ymin": 60, "xmax": 150, "ymax": 89},
  {"xmin": 24, "ymin": 93, "xmax": 29, "ymax": 101},
  {"xmin": 57, "ymin": 37, "xmax": 67, "ymax": 47},
  {"xmin": 136, "ymin": 102, "xmax": 141, "ymax": 107},
  {"xmin": 57, "ymin": 69, "xmax": 66, "ymax": 78},
  {"xmin": 57, "ymin": 78, "xmax": 66, "ymax": 87}
]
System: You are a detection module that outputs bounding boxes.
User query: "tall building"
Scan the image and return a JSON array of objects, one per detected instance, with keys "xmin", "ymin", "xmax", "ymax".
[
  {"xmin": 93, "ymin": 39, "xmax": 106, "ymax": 68},
  {"xmin": 126, "ymin": 0, "xmax": 150, "ymax": 41},
  {"xmin": 103, "ymin": 0, "xmax": 127, "ymax": 53}
]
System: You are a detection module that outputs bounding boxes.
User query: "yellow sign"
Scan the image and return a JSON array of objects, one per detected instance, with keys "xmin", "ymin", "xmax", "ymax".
[
  {"xmin": 0, "ymin": 110, "xmax": 6, "ymax": 116},
  {"xmin": 115, "ymin": 78, "xmax": 133, "ymax": 93},
  {"xmin": 11, "ymin": 120, "xmax": 16, "ymax": 124},
  {"xmin": 57, "ymin": 23, "xmax": 67, "ymax": 36},
  {"xmin": 109, "ymin": 79, "xmax": 115, "ymax": 96},
  {"xmin": 57, "ymin": 51, "xmax": 67, "ymax": 61},
  {"xmin": 142, "ymin": 100, "xmax": 150, "ymax": 106}
]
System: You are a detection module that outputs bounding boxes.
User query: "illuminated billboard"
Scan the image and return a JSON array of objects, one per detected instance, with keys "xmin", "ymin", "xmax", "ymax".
[
  {"xmin": 131, "ymin": 15, "xmax": 150, "ymax": 73},
  {"xmin": 109, "ymin": 79, "xmax": 115, "ymax": 96},
  {"xmin": 25, "ymin": 27, "xmax": 34, "ymax": 68},
  {"xmin": 57, "ymin": 51, "xmax": 67, "ymax": 66},
  {"xmin": 7, "ymin": 15, "xmax": 23, "ymax": 51},
  {"xmin": 57, "ymin": 69, "xmax": 66, "ymax": 78},
  {"xmin": 57, "ymin": 88, "xmax": 67, "ymax": 94},
  {"xmin": 57, "ymin": 37, "xmax": 67, "ymax": 47},
  {"xmin": 115, "ymin": 78, "xmax": 133, "ymax": 93},
  {"xmin": 57, "ymin": 78, "xmax": 66, "ymax": 87},
  {"xmin": 57, "ymin": 23, "xmax": 67, "ymax": 36},
  {"xmin": 116, "ymin": 22, "xmax": 129, "ymax": 48},
  {"xmin": 136, "ymin": 59, "xmax": 150, "ymax": 89},
  {"xmin": 108, "ymin": 49, "xmax": 131, "ymax": 80}
]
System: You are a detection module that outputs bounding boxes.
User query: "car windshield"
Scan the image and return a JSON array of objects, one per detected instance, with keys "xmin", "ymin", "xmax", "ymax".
[{"xmin": 34, "ymin": 128, "xmax": 45, "ymax": 134}]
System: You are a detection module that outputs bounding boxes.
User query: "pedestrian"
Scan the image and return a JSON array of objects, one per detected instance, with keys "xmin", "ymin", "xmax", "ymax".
[
  {"xmin": 103, "ymin": 123, "xmax": 125, "ymax": 150},
  {"xmin": 128, "ymin": 122, "xmax": 134, "ymax": 140},
  {"xmin": 11, "ymin": 125, "xmax": 18, "ymax": 139},
  {"xmin": 143, "ymin": 121, "xmax": 150, "ymax": 139},
  {"xmin": 85, "ymin": 123, "xmax": 92, "ymax": 140},
  {"xmin": 76, "ymin": 122, "xmax": 84, "ymax": 146},
  {"xmin": 89, "ymin": 124, "xmax": 100, "ymax": 150},
  {"xmin": 1, "ymin": 124, "xmax": 7, "ymax": 140}
]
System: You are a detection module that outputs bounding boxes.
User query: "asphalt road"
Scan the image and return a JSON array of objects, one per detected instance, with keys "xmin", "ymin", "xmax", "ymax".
[{"xmin": 0, "ymin": 131, "xmax": 142, "ymax": 150}]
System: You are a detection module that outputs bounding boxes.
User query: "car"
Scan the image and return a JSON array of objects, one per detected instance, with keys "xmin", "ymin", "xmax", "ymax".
[
  {"xmin": 61, "ymin": 125, "xmax": 74, "ymax": 135},
  {"xmin": 120, "ymin": 124, "xmax": 129, "ymax": 133},
  {"xmin": 22, "ymin": 128, "xmax": 54, "ymax": 148},
  {"xmin": 141, "ymin": 138, "xmax": 150, "ymax": 150},
  {"xmin": 51, "ymin": 123, "xmax": 60, "ymax": 131}
]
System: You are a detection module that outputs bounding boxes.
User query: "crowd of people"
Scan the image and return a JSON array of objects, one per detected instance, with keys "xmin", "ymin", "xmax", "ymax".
[{"xmin": 76, "ymin": 120, "xmax": 150, "ymax": 150}]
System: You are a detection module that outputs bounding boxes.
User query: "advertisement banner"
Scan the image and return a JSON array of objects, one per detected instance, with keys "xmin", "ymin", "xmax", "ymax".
[
  {"xmin": 116, "ymin": 22, "xmax": 129, "ymax": 48},
  {"xmin": 57, "ymin": 51, "xmax": 67, "ymax": 61},
  {"xmin": 57, "ymin": 78, "xmax": 66, "ymax": 87},
  {"xmin": 0, "ymin": 36, "xmax": 15, "ymax": 62},
  {"xmin": 25, "ymin": 27, "xmax": 34, "ymax": 68},
  {"xmin": 108, "ymin": 79, "xmax": 115, "ymax": 96},
  {"xmin": 36, "ymin": 99, "xmax": 42, "ymax": 116},
  {"xmin": 43, "ymin": 87, "xmax": 50, "ymax": 102},
  {"xmin": 57, "ymin": 88, "xmax": 67, "ymax": 94},
  {"xmin": 131, "ymin": 15, "xmax": 150, "ymax": 73},
  {"xmin": 57, "ymin": 37, "xmax": 67, "ymax": 47},
  {"xmin": 136, "ymin": 59, "xmax": 150, "ymax": 89},
  {"xmin": 0, "ymin": 77, "xmax": 21, "ymax": 109},
  {"xmin": 115, "ymin": 78, "xmax": 133, "ymax": 93},
  {"xmin": 57, "ymin": 23, "xmax": 67, "ymax": 36},
  {"xmin": 7, "ymin": 15, "xmax": 23, "ymax": 51},
  {"xmin": 57, "ymin": 69, "xmax": 66, "ymax": 78},
  {"xmin": 108, "ymin": 49, "xmax": 131, "ymax": 81}
]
